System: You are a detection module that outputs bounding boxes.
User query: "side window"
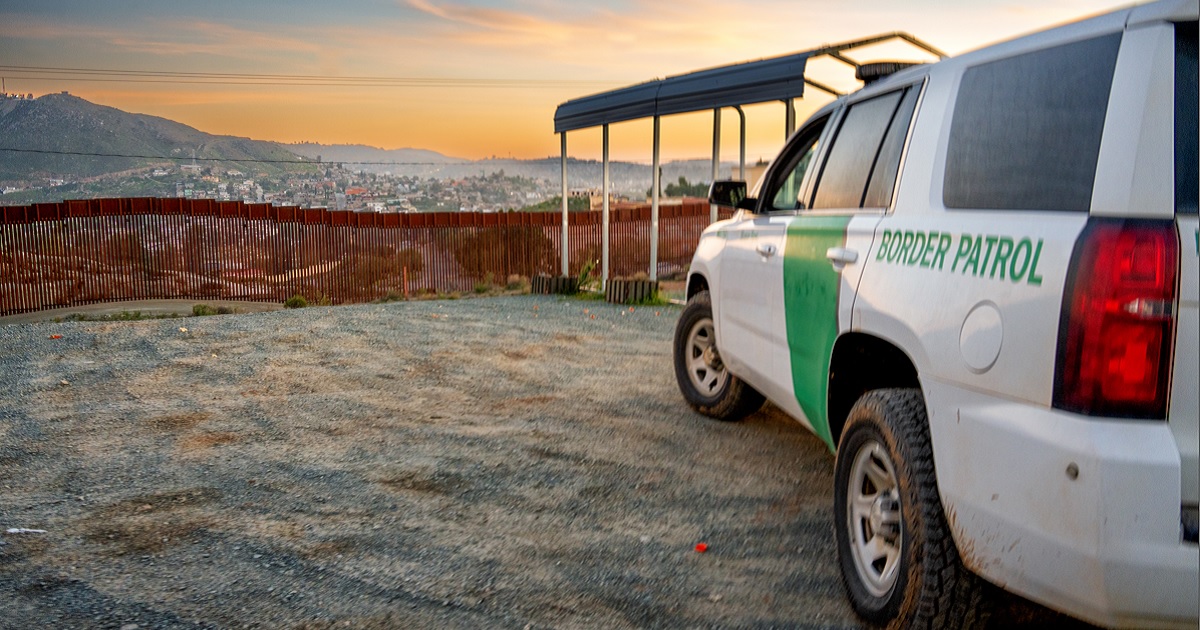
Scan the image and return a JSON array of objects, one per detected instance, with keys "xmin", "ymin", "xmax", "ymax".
[
  {"xmin": 1177, "ymin": 21, "xmax": 1197, "ymax": 215},
  {"xmin": 768, "ymin": 118, "xmax": 828, "ymax": 211},
  {"xmin": 943, "ymin": 34, "xmax": 1121, "ymax": 212},
  {"xmin": 864, "ymin": 88, "xmax": 919, "ymax": 208},
  {"xmin": 810, "ymin": 88, "xmax": 914, "ymax": 210}
]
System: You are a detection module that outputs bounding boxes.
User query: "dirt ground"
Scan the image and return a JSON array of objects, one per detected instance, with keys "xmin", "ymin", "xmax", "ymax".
[
  {"xmin": 0, "ymin": 295, "xmax": 1086, "ymax": 630},
  {"xmin": 0, "ymin": 296, "xmax": 865, "ymax": 629},
  {"xmin": 0, "ymin": 300, "xmax": 285, "ymax": 326}
]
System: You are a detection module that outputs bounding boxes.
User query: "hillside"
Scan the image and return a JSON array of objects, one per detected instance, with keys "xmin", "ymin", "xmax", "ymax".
[
  {"xmin": 0, "ymin": 93, "xmax": 313, "ymax": 183},
  {"xmin": 284, "ymin": 144, "xmax": 734, "ymax": 192},
  {"xmin": 0, "ymin": 93, "xmax": 743, "ymax": 202},
  {"xmin": 287, "ymin": 143, "xmax": 466, "ymax": 168}
]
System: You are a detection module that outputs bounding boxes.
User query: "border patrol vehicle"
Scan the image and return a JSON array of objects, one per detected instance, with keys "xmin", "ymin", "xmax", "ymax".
[{"xmin": 674, "ymin": 1, "xmax": 1198, "ymax": 627}]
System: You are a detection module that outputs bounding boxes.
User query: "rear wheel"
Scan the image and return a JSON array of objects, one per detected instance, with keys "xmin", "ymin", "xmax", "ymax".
[
  {"xmin": 834, "ymin": 388, "xmax": 990, "ymax": 629},
  {"xmin": 672, "ymin": 291, "xmax": 764, "ymax": 421}
]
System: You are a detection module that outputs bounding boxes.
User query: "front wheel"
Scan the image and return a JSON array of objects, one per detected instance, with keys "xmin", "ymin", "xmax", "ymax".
[
  {"xmin": 672, "ymin": 290, "xmax": 764, "ymax": 421},
  {"xmin": 833, "ymin": 388, "xmax": 991, "ymax": 629}
]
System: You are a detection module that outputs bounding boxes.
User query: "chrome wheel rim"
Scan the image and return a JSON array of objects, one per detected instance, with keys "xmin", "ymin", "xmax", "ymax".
[
  {"xmin": 685, "ymin": 317, "xmax": 728, "ymax": 398},
  {"xmin": 846, "ymin": 439, "xmax": 903, "ymax": 598}
]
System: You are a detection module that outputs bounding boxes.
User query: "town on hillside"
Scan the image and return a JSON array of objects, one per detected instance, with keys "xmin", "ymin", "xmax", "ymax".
[
  {"xmin": 2, "ymin": 159, "xmax": 731, "ymax": 216},
  {"xmin": 0, "ymin": 91, "xmax": 743, "ymax": 211},
  {"xmin": 0, "ymin": 162, "xmax": 726, "ymax": 213}
]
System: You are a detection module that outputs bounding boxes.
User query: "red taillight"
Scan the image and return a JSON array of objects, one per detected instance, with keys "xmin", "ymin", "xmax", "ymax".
[{"xmin": 1054, "ymin": 220, "xmax": 1178, "ymax": 418}]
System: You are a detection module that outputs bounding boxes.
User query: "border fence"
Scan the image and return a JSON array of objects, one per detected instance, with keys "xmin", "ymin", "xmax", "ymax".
[{"xmin": 0, "ymin": 197, "xmax": 730, "ymax": 316}]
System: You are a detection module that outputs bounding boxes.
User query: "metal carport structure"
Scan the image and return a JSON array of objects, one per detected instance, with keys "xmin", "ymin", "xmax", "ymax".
[{"xmin": 552, "ymin": 32, "xmax": 945, "ymax": 283}]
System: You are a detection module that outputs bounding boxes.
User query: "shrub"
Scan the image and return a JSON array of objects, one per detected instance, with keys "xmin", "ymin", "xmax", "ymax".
[
  {"xmin": 576, "ymin": 259, "xmax": 600, "ymax": 292},
  {"xmin": 505, "ymin": 274, "xmax": 529, "ymax": 291},
  {"xmin": 474, "ymin": 272, "xmax": 495, "ymax": 294},
  {"xmin": 284, "ymin": 294, "xmax": 308, "ymax": 309},
  {"xmin": 631, "ymin": 291, "xmax": 670, "ymax": 307},
  {"xmin": 192, "ymin": 304, "xmax": 218, "ymax": 316}
]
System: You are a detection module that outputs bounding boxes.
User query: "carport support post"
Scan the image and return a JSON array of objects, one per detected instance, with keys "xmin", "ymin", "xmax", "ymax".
[
  {"xmin": 602, "ymin": 123, "xmax": 610, "ymax": 285},
  {"xmin": 560, "ymin": 132, "xmax": 569, "ymax": 276},
  {"xmin": 784, "ymin": 98, "xmax": 796, "ymax": 138},
  {"xmin": 651, "ymin": 115, "xmax": 660, "ymax": 281},
  {"xmin": 735, "ymin": 105, "xmax": 746, "ymax": 180},
  {"xmin": 711, "ymin": 108, "xmax": 721, "ymax": 224}
]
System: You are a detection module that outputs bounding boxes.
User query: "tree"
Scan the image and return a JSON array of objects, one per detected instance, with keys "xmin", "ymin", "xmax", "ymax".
[
  {"xmin": 648, "ymin": 176, "xmax": 709, "ymax": 198},
  {"xmin": 517, "ymin": 196, "xmax": 589, "ymax": 213}
]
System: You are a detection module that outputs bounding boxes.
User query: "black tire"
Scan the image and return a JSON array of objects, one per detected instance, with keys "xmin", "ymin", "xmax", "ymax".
[
  {"xmin": 833, "ymin": 388, "xmax": 991, "ymax": 630},
  {"xmin": 672, "ymin": 290, "xmax": 765, "ymax": 421}
]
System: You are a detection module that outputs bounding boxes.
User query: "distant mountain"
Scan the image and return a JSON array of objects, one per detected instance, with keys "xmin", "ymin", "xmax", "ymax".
[
  {"xmin": 0, "ymin": 93, "xmax": 314, "ymax": 183},
  {"xmin": 0, "ymin": 93, "xmax": 741, "ymax": 199},
  {"xmin": 456, "ymin": 157, "xmax": 741, "ymax": 197},
  {"xmin": 283, "ymin": 144, "xmax": 734, "ymax": 194},
  {"xmin": 287, "ymin": 143, "xmax": 465, "ymax": 168}
]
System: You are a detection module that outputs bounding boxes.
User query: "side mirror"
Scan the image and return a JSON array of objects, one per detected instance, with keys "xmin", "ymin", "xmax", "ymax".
[{"xmin": 708, "ymin": 180, "xmax": 748, "ymax": 208}]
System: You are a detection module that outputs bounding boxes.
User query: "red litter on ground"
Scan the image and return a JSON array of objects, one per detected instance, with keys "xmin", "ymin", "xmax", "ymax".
[
  {"xmin": 48, "ymin": 335, "xmax": 62, "ymax": 340},
  {"xmin": 694, "ymin": 543, "xmax": 709, "ymax": 553}
]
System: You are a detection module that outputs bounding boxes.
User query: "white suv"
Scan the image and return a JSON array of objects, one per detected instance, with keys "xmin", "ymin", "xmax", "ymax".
[{"xmin": 674, "ymin": 2, "xmax": 1198, "ymax": 628}]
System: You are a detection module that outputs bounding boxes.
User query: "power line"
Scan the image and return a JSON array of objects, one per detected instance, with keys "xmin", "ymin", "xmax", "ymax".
[
  {"xmin": 0, "ymin": 65, "xmax": 621, "ymax": 89},
  {"xmin": 0, "ymin": 76, "xmax": 599, "ymax": 88},
  {"xmin": 0, "ymin": 147, "xmax": 459, "ymax": 166}
]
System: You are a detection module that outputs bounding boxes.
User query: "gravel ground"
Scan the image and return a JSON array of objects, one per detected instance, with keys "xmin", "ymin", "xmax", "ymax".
[{"xmin": 0, "ymin": 295, "xmax": 861, "ymax": 629}]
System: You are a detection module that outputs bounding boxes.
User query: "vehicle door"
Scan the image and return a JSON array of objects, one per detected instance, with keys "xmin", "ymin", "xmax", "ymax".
[
  {"xmin": 715, "ymin": 116, "xmax": 829, "ymax": 402},
  {"xmin": 762, "ymin": 85, "xmax": 921, "ymax": 447},
  {"xmin": 1171, "ymin": 19, "xmax": 1198, "ymax": 531}
]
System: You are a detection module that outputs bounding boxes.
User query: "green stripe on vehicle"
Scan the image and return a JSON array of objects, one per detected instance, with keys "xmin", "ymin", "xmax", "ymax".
[{"xmin": 783, "ymin": 216, "xmax": 852, "ymax": 451}]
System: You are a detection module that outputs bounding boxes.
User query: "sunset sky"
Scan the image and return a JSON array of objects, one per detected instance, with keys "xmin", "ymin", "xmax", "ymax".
[{"xmin": 0, "ymin": 0, "xmax": 1133, "ymax": 163}]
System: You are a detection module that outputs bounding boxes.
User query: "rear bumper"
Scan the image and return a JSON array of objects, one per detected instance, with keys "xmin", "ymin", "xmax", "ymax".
[{"xmin": 925, "ymin": 380, "xmax": 1199, "ymax": 629}]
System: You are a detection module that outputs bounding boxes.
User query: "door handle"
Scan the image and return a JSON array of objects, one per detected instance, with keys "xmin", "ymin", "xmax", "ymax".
[
  {"xmin": 826, "ymin": 247, "xmax": 858, "ymax": 271},
  {"xmin": 756, "ymin": 243, "xmax": 777, "ymax": 258}
]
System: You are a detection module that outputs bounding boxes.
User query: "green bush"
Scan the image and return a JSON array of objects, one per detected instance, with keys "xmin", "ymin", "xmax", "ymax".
[
  {"xmin": 284, "ymin": 294, "xmax": 308, "ymax": 309},
  {"xmin": 576, "ymin": 259, "xmax": 600, "ymax": 292},
  {"xmin": 474, "ymin": 272, "xmax": 495, "ymax": 294},
  {"xmin": 193, "ymin": 304, "xmax": 234, "ymax": 316},
  {"xmin": 631, "ymin": 291, "xmax": 670, "ymax": 307},
  {"xmin": 505, "ymin": 274, "xmax": 529, "ymax": 291}
]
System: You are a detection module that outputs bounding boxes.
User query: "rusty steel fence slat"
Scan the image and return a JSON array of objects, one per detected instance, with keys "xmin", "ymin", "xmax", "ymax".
[{"xmin": 0, "ymin": 197, "xmax": 721, "ymax": 316}]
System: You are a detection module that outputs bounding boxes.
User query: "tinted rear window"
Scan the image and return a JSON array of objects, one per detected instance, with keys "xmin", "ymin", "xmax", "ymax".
[{"xmin": 944, "ymin": 34, "xmax": 1121, "ymax": 212}]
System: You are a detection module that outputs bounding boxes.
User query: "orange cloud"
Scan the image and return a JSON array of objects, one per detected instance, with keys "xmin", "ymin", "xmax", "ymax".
[
  {"xmin": 406, "ymin": 0, "xmax": 560, "ymax": 37},
  {"xmin": 401, "ymin": 0, "xmax": 765, "ymax": 73}
]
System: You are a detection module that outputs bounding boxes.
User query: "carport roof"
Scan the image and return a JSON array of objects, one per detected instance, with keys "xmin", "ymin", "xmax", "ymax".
[{"xmin": 553, "ymin": 32, "xmax": 947, "ymax": 133}]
